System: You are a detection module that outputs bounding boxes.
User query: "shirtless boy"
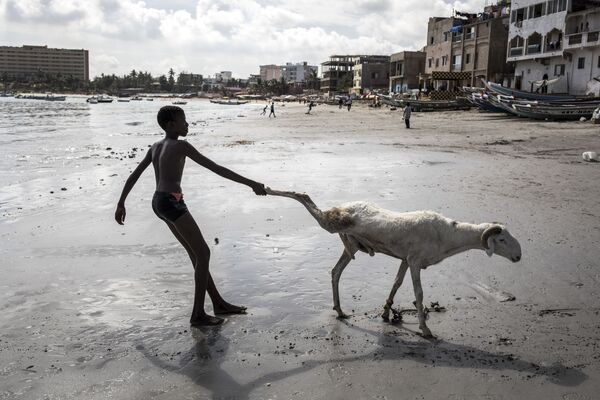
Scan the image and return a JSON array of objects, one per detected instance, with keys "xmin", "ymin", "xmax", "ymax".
[{"xmin": 115, "ymin": 106, "xmax": 267, "ymax": 326}]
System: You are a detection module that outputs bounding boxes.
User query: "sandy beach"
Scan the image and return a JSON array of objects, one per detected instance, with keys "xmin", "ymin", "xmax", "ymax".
[{"xmin": 1, "ymin": 98, "xmax": 599, "ymax": 399}]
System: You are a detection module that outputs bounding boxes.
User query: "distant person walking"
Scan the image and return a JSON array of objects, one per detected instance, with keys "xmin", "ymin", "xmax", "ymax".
[
  {"xmin": 338, "ymin": 97, "xmax": 344, "ymax": 109},
  {"xmin": 403, "ymin": 102, "xmax": 412, "ymax": 129},
  {"xmin": 269, "ymin": 102, "xmax": 276, "ymax": 118},
  {"xmin": 346, "ymin": 97, "xmax": 352, "ymax": 111},
  {"xmin": 306, "ymin": 101, "xmax": 314, "ymax": 114},
  {"xmin": 261, "ymin": 104, "xmax": 268, "ymax": 115}
]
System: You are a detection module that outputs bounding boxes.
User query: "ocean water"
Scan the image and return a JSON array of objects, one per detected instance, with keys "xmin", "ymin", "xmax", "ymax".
[{"xmin": 0, "ymin": 96, "xmax": 261, "ymax": 218}]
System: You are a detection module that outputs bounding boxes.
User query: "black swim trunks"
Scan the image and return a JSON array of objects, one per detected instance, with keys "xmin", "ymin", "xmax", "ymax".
[{"xmin": 152, "ymin": 192, "xmax": 188, "ymax": 222}]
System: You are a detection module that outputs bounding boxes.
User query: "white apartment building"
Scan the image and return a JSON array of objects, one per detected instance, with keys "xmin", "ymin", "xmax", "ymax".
[
  {"xmin": 507, "ymin": 0, "xmax": 600, "ymax": 94},
  {"xmin": 281, "ymin": 62, "xmax": 318, "ymax": 83},
  {"xmin": 215, "ymin": 71, "xmax": 232, "ymax": 83},
  {"xmin": 0, "ymin": 45, "xmax": 89, "ymax": 81}
]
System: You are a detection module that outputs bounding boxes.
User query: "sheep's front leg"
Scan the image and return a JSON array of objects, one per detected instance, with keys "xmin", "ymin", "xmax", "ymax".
[
  {"xmin": 382, "ymin": 260, "xmax": 409, "ymax": 321},
  {"xmin": 410, "ymin": 265, "xmax": 433, "ymax": 338},
  {"xmin": 331, "ymin": 250, "xmax": 352, "ymax": 318}
]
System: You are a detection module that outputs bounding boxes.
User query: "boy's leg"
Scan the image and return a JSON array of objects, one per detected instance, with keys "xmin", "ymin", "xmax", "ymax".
[
  {"xmin": 165, "ymin": 220, "xmax": 246, "ymax": 314},
  {"xmin": 170, "ymin": 212, "xmax": 221, "ymax": 326}
]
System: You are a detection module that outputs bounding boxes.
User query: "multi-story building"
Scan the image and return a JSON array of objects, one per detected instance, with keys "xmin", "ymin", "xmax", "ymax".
[
  {"xmin": 321, "ymin": 55, "xmax": 390, "ymax": 96},
  {"xmin": 389, "ymin": 51, "xmax": 426, "ymax": 93},
  {"xmin": 215, "ymin": 71, "xmax": 232, "ymax": 83},
  {"xmin": 320, "ymin": 55, "xmax": 356, "ymax": 96},
  {"xmin": 0, "ymin": 45, "xmax": 89, "ymax": 81},
  {"xmin": 423, "ymin": 3, "xmax": 513, "ymax": 94},
  {"xmin": 350, "ymin": 55, "xmax": 390, "ymax": 95},
  {"xmin": 281, "ymin": 62, "xmax": 318, "ymax": 83},
  {"xmin": 259, "ymin": 64, "xmax": 282, "ymax": 82},
  {"xmin": 507, "ymin": 0, "xmax": 600, "ymax": 95}
]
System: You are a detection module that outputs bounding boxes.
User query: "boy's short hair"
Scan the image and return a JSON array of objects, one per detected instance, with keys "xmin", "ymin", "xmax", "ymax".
[{"xmin": 157, "ymin": 106, "xmax": 184, "ymax": 130}]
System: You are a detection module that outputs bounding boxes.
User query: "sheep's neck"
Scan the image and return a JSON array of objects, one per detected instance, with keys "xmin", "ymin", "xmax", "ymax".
[{"xmin": 440, "ymin": 223, "xmax": 489, "ymax": 259}]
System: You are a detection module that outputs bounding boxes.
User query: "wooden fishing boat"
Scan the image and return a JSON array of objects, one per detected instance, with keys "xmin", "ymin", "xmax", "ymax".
[
  {"xmin": 210, "ymin": 99, "xmax": 249, "ymax": 105},
  {"xmin": 511, "ymin": 102, "xmax": 599, "ymax": 120},
  {"xmin": 485, "ymin": 81, "xmax": 575, "ymax": 101}
]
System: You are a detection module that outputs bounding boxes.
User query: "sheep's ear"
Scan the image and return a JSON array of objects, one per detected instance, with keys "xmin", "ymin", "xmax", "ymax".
[
  {"xmin": 485, "ymin": 237, "xmax": 495, "ymax": 257},
  {"xmin": 481, "ymin": 226, "xmax": 502, "ymax": 249}
]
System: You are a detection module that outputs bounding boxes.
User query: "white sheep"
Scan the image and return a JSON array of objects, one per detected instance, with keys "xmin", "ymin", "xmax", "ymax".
[{"xmin": 265, "ymin": 187, "xmax": 522, "ymax": 338}]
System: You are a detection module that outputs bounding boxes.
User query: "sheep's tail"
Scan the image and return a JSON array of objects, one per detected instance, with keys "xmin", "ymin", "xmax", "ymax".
[{"xmin": 265, "ymin": 187, "xmax": 337, "ymax": 233}]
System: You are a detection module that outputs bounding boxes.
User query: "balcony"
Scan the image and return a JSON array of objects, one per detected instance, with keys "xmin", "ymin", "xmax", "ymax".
[
  {"xmin": 588, "ymin": 31, "xmax": 599, "ymax": 42},
  {"xmin": 526, "ymin": 44, "xmax": 542, "ymax": 55},
  {"xmin": 569, "ymin": 34, "xmax": 583, "ymax": 45},
  {"xmin": 452, "ymin": 35, "xmax": 462, "ymax": 43},
  {"xmin": 509, "ymin": 47, "xmax": 524, "ymax": 56}
]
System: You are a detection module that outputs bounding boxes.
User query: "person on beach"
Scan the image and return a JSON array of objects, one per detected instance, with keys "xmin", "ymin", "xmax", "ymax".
[
  {"xmin": 115, "ymin": 106, "xmax": 267, "ymax": 327},
  {"xmin": 346, "ymin": 97, "xmax": 352, "ymax": 111},
  {"xmin": 261, "ymin": 104, "xmax": 268, "ymax": 115},
  {"xmin": 306, "ymin": 101, "xmax": 314, "ymax": 114},
  {"xmin": 269, "ymin": 102, "xmax": 276, "ymax": 118},
  {"xmin": 338, "ymin": 97, "xmax": 343, "ymax": 109},
  {"xmin": 403, "ymin": 102, "xmax": 412, "ymax": 129}
]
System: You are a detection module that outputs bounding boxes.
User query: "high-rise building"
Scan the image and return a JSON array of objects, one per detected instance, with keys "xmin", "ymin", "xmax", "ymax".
[{"xmin": 0, "ymin": 45, "xmax": 89, "ymax": 81}]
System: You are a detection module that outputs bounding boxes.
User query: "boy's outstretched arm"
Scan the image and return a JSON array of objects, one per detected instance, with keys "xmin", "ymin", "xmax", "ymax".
[
  {"xmin": 115, "ymin": 149, "xmax": 152, "ymax": 224},
  {"xmin": 183, "ymin": 142, "xmax": 266, "ymax": 195}
]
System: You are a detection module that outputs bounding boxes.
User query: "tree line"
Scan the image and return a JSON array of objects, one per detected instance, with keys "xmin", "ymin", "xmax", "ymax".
[{"xmin": 2, "ymin": 67, "xmax": 321, "ymax": 95}]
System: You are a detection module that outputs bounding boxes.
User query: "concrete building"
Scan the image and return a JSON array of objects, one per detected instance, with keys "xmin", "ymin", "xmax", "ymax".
[
  {"xmin": 350, "ymin": 55, "xmax": 390, "ymax": 95},
  {"xmin": 281, "ymin": 62, "xmax": 318, "ymax": 83},
  {"xmin": 0, "ymin": 45, "xmax": 89, "ymax": 81},
  {"xmin": 321, "ymin": 55, "xmax": 390, "ymax": 96},
  {"xmin": 320, "ymin": 55, "xmax": 355, "ymax": 96},
  {"xmin": 507, "ymin": 0, "xmax": 600, "ymax": 95},
  {"xmin": 215, "ymin": 71, "xmax": 232, "ymax": 83},
  {"xmin": 259, "ymin": 64, "xmax": 282, "ymax": 82},
  {"xmin": 389, "ymin": 51, "xmax": 426, "ymax": 93},
  {"xmin": 423, "ymin": 3, "xmax": 513, "ymax": 94}
]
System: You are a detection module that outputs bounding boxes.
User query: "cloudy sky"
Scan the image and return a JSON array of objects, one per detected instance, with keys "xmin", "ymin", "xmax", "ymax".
[{"xmin": 1, "ymin": 0, "xmax": 488, "ymax": 79}]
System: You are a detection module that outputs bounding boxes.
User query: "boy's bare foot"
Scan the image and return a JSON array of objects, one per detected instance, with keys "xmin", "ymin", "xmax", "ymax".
[
  {"xmin": 190, "ymin": 314, "xmax": 225, "ymax": 327},
  {"xmin": 214, "ymin": 302, "xmax": 247, "ymax": 315}
]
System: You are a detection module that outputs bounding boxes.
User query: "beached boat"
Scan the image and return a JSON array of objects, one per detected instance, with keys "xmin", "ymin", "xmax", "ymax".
[
  {"xmin": 485, "ymin": 81, "xmax": 575, "ymax": 101},
  {"xmin": 131, "ymin": 96, "xmax": 143, "ymax": 101},
  {"xmin": 380, "ymin": 95, "xmax": 472, "ymax": 112},
  {"xmin": 172, "ymin": 100, "xmax": 187, "ymax": 105},
  {"xmin": 117, "ymin": 98, "xmax": 130, "ymax": 102},
  {"xmin": 210, "ymin": 99, "xmax": 249, "ymax": 105},
  {"xmin": 511, "ymin": 102, "xmax": 599, "ymax": 120}
]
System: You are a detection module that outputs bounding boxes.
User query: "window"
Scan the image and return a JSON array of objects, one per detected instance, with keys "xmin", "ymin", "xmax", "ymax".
[
  {"xmin": 558, "ymin": 0, "xmax": 566, "ymax": 11},
  {"xmin": 554, "ymin": 64, "xmax": 565, "ymax": 75},
  {"xmin": 442, "ymin": 55, "xmax": 448, "ymax": 66},
  {"xmin": 444, "ymin": 32, "xmax": 449, "ymax": 41},
  {"xmin": 430, "ymin": 36, "xmax": 434, "ymax": 45},
  {"xmin": 578, "ymin": 57, "xmax": 585, "ymax": 69},
  {"xmin": 597, "ymin": 56, "xmax": 600, "ymax": 68},
  {"xmin": 428, "ymin": 58, "xmax": 433, "ymax": 68},
  {"xmin": 466, "ymin": 53, "xmax": 471, "ymax": 64},
  {"xmin": 436, "ymin": 58, "xmax": 439, "ymax": 67}
]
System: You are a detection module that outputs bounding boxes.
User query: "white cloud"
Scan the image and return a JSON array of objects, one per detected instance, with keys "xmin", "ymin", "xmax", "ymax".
[{"xmin": 1, "ymin": 0, "xmax": 489, "ymax": 78}]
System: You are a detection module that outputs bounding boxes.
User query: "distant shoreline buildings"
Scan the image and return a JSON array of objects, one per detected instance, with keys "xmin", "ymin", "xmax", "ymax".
[{"xmin": 3, "ymin": 1, "xmax": 600, "ymax": 96}]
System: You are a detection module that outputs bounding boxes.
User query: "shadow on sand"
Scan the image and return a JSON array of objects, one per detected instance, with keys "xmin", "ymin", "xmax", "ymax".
[{"xmin": 138, "ymin": 319, "xmax": 586, "ymax": 400}]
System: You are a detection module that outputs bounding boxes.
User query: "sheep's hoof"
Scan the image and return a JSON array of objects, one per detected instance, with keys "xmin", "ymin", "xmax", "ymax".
[
  {"xmin": 333, "ymin": 307, "xmax": 348, "ymax": 319},
  {"xmin": 419, "ymin": 327, "xmax": 435, "ymax": 339}
]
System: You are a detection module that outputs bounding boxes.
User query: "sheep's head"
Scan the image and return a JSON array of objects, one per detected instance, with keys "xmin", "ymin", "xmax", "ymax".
[{"xmin": 481, "ymin": 225, "xmax": 522, "ymax": 262}]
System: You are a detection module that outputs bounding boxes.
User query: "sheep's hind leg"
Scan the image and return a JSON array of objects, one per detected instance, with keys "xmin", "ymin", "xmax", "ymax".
[
  {"xmin": 410, "ymin": 264, "xmax": 434, "ymax": 338},
  {"xmin": 382, "ymin": 260, "xmax": 409, "ymax": 321},
  {"xmin": 331, "ymin": 250, "xmax": 353, "ymax": 318}
]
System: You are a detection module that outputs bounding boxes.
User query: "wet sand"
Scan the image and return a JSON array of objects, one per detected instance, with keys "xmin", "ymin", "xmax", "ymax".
[{"xmin": 1, "ymin": 101, "xmax": 599, "ymax": 399}]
